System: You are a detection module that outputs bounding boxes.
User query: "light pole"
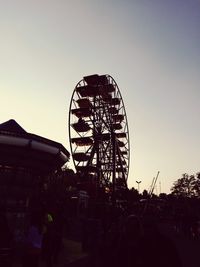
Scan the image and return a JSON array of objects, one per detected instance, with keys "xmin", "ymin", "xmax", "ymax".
[{"xmin": 136, "ymin": 180, "xmax": 141, "ymax": 193}]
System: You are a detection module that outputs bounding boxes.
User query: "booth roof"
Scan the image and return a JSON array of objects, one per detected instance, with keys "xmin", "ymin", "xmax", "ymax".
[
  {"xmin": 0, "ymin": 119, "xmax": 70, "ymax": 173},
  {"xmin": 0, "ymin": 119, "xmax": 27, "ymax": 133},
  {"xmin": 0, "ymin": 119, "xmax": 70, "ymax": 158}
]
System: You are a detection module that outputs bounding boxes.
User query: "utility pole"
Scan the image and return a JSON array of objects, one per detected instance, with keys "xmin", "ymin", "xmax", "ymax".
[
  {"xmin": 159, "ymin": 181, "xmax": 161, "ymax": 195},
  {"xmin": 136, "ymin": 180, "xmax": 141, "ymax": 193}
]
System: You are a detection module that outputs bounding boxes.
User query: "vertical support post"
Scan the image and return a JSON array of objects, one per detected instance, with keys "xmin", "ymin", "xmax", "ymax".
[{"xmin": 111, "ymin": 131, "xmax": 116, "ymax": 206}]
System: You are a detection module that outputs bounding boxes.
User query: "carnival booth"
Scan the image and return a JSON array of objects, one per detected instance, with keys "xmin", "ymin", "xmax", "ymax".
[{"xmin": 0, "ymin": 119, "xmax": 70, "ymax": 241}]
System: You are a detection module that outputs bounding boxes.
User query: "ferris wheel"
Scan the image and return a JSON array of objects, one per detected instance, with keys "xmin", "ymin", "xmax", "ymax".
[{"xmin": 69, "ymin": 74, "xmax": 130, "ymax": 194}]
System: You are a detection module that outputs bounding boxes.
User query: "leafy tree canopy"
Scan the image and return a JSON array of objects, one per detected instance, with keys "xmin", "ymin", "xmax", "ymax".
[{"xmin": 171, "ymin": 173, "xmax": 200, "ymax": 197}]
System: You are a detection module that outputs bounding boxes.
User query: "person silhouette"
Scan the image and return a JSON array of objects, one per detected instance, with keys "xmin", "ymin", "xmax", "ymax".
[
  {"xmin": 22, "ymin": 212, "xmax": 43, "ymax": 267},
  {"xmin": 115, "ymin": 214, "xmax": 144, "ymax": 267}
]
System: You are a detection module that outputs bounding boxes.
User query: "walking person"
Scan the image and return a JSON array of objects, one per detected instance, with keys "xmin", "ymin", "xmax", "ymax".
[
  {"xmin": 115, "ymin": 214, "xmax": 144, "ymax": 267},
  {"xmin": 22, "ymin": 212, "xmax": 43, "ymax": 267},
  {"xmin": 41, "ymin": 212, "xmax": 55, "ymax": 267}
]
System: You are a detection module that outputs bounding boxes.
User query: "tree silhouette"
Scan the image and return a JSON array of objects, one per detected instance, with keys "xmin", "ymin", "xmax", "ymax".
[{"xmin": 171, "ymin": 173, "xmax": 199, "ymax": 197}]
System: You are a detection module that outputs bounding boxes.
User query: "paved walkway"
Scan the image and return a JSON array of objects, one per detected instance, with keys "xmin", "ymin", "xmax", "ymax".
[
  {"xmin": 159, "ymin": 222, "xmax": 200, "ymax": 267},
  {"xmin": 13, "ymin": 239, "xmax": 88, "ymax": 267},
  {"xmin": 12, "ymin": 221, "xmax": 200, "ymax": 267}
]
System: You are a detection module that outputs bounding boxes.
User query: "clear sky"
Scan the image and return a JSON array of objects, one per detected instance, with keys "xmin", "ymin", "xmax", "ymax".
[{"xmin": 1, "ymin": 0, "xmax": 200, "ymax": 193}]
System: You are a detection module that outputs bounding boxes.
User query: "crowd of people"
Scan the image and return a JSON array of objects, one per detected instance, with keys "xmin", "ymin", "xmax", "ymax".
[
  {"xmin": 1, "ymin": 196, "xmax": 200, "ymax": 267},
  {"xmin": 80, "ymin": 204, "xmax": 183, "ymax": 267},
  {"xmin": 0, "ymin": 207, "xmax": 64, "ymax": 267}
]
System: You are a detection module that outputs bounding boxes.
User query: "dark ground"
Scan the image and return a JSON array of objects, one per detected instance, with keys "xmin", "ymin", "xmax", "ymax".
[
  {"xmin": 159, "ymin": 222, "xmax": 200, "ymax": 267},
  {"xmin": 11, "ymin": 221, "xmax": 200, "ymax": 267}
]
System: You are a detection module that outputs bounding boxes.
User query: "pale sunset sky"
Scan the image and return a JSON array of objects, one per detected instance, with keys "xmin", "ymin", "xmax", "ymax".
[{"xmin": 1, "ymin": 0, "xmax": 200, "ymax": 193}]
